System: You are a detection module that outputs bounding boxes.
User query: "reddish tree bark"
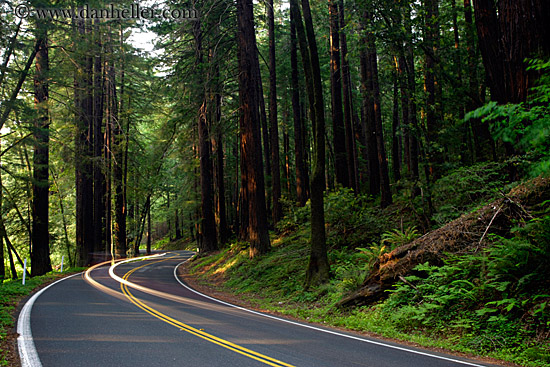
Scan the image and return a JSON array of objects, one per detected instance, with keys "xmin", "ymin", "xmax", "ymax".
[
  {"xmin": 474, "ymin": 0, "xmax": 550, "ymax": 105},
  {"xmin": 237, "ymin": 0, "xmax": 271, "ymax": 256}
]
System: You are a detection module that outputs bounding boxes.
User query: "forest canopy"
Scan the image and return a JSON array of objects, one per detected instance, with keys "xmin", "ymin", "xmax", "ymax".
[{"xmin": 0, "ymin": 0, "xmax": 548, "ymax": 293}]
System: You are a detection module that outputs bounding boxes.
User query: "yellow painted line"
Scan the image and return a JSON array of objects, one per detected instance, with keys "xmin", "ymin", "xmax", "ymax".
[{"xmin": 120, "ymin": 258, "xmax": 295, "ymax": 367}]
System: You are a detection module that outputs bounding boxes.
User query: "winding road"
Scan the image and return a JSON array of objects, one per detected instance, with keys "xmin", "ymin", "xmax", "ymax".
[{"xmin": 18, "ymin": 250, "xmax": 496, "ymax": 367}]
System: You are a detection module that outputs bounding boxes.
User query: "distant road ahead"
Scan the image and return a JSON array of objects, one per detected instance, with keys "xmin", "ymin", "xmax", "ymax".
[{"xmin": 19, "ymin": 250, "xmax": 496, "ymax": 367}]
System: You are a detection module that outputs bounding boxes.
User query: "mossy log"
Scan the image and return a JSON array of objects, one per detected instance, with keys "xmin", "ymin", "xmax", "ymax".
[{"xmin": 337, "ymin": 177, "xmax": 550, "ymax": 308}]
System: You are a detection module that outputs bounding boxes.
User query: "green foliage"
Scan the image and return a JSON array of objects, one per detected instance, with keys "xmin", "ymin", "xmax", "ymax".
[
  {"xmin": 323, "ymin": 188, "xmax": 384, "ymax": 249},
  {"xmin": 276, "ymin": 198, "xmax": 311, "ymax": 234},
  {"xmin": 466, "ymin": 58, "xmax": 550, "ymax": 177},
  {"xmin": 431, "ymin": 162, "xmax": 509, "ymax": 225},
  {"xmin": 381, "ymin": 226, "xmax": 420, "ymax": 247},
  {"xmin": 329, "ymin": 249, "xmax": 368, "ymax": 294},
  {"xmin": 381, "ymin": 210, "xmax": 550, "ymax": 366},
  {"xmin": 278, "ymin": 188, "xmax": 386, "ymax": 260},
  {"xmin": 356, "ymin": 243, "xmax": 390, "ymax": 268}
]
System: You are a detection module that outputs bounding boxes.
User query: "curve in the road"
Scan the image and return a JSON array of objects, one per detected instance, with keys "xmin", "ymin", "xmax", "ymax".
[
  {"xmin": 119, "ymin": 258, "xmax": 294, "ymax": 367},
  {"xmin": 171, "ymin": 260, "xmax": 487, "ymax": 367},
  {"xmin": 18, "ymin": 250, "xmax": 494, "ymax": 367},
  {"xmin": 110, "ymin": 252, "xmax": 487, "ymax": 367},
  {"xmin": 17, "ymin": 273, "xmax": 81, "ymax": 367}
]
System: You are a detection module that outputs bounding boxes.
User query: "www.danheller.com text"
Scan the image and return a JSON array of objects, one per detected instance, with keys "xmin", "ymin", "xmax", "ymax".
[{"xmin": 13, "ymin": 3, "xmax": 198, "ymax": 20}]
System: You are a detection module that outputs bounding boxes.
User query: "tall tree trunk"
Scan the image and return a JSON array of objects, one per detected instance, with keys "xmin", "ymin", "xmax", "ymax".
[
  {"xmin": 75, "ymin": 18, "xmax": 95, "ymax": 266},
  {"xmin": 290, "ymin": 8, "xmax": 310, "ymax": 207},
  {"xmin": 207, "ymin": 30, "xmax": 228, "ymax": 244},
  {"xmin": 398, "ymin": 54, "xmax": 410, "ymax": 175},
  {"xmin": 392, "ymin": 59, "xmax": 401, "ymax": 182},
  {"xmin": 146, "ymin": 200, "xmax": 151, "ymax": 255},
  {"xmin": 267, "ymin": 0, "xmax": 282, "ymax": 226},
  {"xmin": 366, "ymin": 12, "xmax": 392, "ymax": 208},
  {"xmin": 258, "ymin": 69, "xmax": 271, "ymax": 214},
  {"xmin": 215, "ymin": 130, "xmax": 228, "ymax": 244},
  {"xmin": 423, "ymin": 0, "xmax": 441, "ymax": 180},
  {"xmin": 104, "ymin": 50, "xmax": 112, "ymax": 258},
  {"xmin": 112, "ymin": 26, "xmax": 126, "ymax": 259},
  {"xmin": 291, "ymin": 0, "xmax": 330, "ymax": 286},
  {"xmin": 403, "ymin": 3, "xmax": 420, "ymax": 182},
  {"xmin": 195, "ymin": 20, "xmax": 218, "ymax": 253},
  {"xmin": 175, "ymin": 208, "xmax": 182, "ymax": 240},
  {"xmin": 474, "ymin": 0, "xmax": 550, "ymax": 105},
  {"xmin": 236, "ymin": 0, "xmax": 271, "ymax": 257},
  {"xmin": 359, "ymin": 14, "xmax": 380, "ymax": 197},
  {"xmin": 92, "ymin": 19, "xmax": 106, "ymax": 255},
  {"xmin": 283, "ymin": 122, "xmax": 291, "ymax": 195},
  {"xmin": 355, "ymin": 56, "xmax": 370, "ymax": 188},
  {"xmin": 214, "ymin": 88, "xmax": 229, "ymax": 244},
  {"xmin": 328, "ymin": 0, "xmax": 348, "ymax": 188},
  {"xmin": 30, "ymin": 27, "xmax": 52, "ymax": 276},
  {"xmin": 338, "ymin": 0, "xmax": 357, "ymax": 192}
]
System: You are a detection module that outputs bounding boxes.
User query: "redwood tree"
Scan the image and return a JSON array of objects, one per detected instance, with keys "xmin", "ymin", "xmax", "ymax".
[
  {"xmin": 328, "ymin": 0, "xmax": 348, "ymax": 188},
  {"xmin": 236, "ymin": 0, "xmax": 271, "ymax": 257},
  {"xmin": 195, "ymin": 19, "xmax": 218, "ymax": 253},
  {"xmin": 290, "ymin": 10, "xmax": 309, "ymax": 207},
  {"xmin": 473, "ymin": 0, "xmax": 550, "ymax": 105},
  {"xmin": 290, "ymin": 0, "xmax": 330, "ymax": 286},
  {"xmin": 30, "ymin": 25, "xmax": 52, "ymax": 276},
  {"xmin": 75, "ymin": 18, "xmax": 95, "ymax": 266},
  {"xmin": 268, "ymin": 0, "xmax": 282, "ymax": 225}
]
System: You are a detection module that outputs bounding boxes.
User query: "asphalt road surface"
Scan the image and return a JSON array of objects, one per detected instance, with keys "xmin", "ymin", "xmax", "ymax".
[{"xmin": 18, "ymin": 250, "xmax": 497, "ymax": 367}]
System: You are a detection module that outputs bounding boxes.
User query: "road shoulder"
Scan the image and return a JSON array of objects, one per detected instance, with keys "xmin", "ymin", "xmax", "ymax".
[{"xmin": 177, "ymin": 259, "xmax": 514, "ymax": 367}]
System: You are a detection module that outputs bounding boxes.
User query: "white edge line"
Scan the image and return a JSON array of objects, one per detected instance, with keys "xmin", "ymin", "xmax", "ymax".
[
  {"xmin": 17, "ymin": 273, "xmax": 81, "ymax": 367},
  {"xmin": 19, "ymin": 253, "xmax": 167, "ymax": 367},
  {"xmin": 172, "ymin": 257, "xmax": 489, "ymax": 367}
]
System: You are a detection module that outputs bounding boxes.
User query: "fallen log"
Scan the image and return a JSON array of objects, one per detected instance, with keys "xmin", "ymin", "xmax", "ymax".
[{"xmin": 337, "ymin": 176, "xmax": 550, "ymax": 308}]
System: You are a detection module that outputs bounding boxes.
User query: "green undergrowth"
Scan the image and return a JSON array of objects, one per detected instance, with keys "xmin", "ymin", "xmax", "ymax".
[
  {"xmin": 0, "ymin": 268, "xmax": 85, "ymax": 366},
  {"xmin": 188, "ymin": 178, "xmax": 550, "ymax": 367},
  {"xmin": 153, "ymin": 236, "xmax": 193, "ymax": 251}
]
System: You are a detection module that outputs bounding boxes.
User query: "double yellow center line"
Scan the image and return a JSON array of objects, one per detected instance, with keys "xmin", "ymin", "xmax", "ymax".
[{"xmin": 120, "ymin": 258, "xmax": 295, "ymax": 367}]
